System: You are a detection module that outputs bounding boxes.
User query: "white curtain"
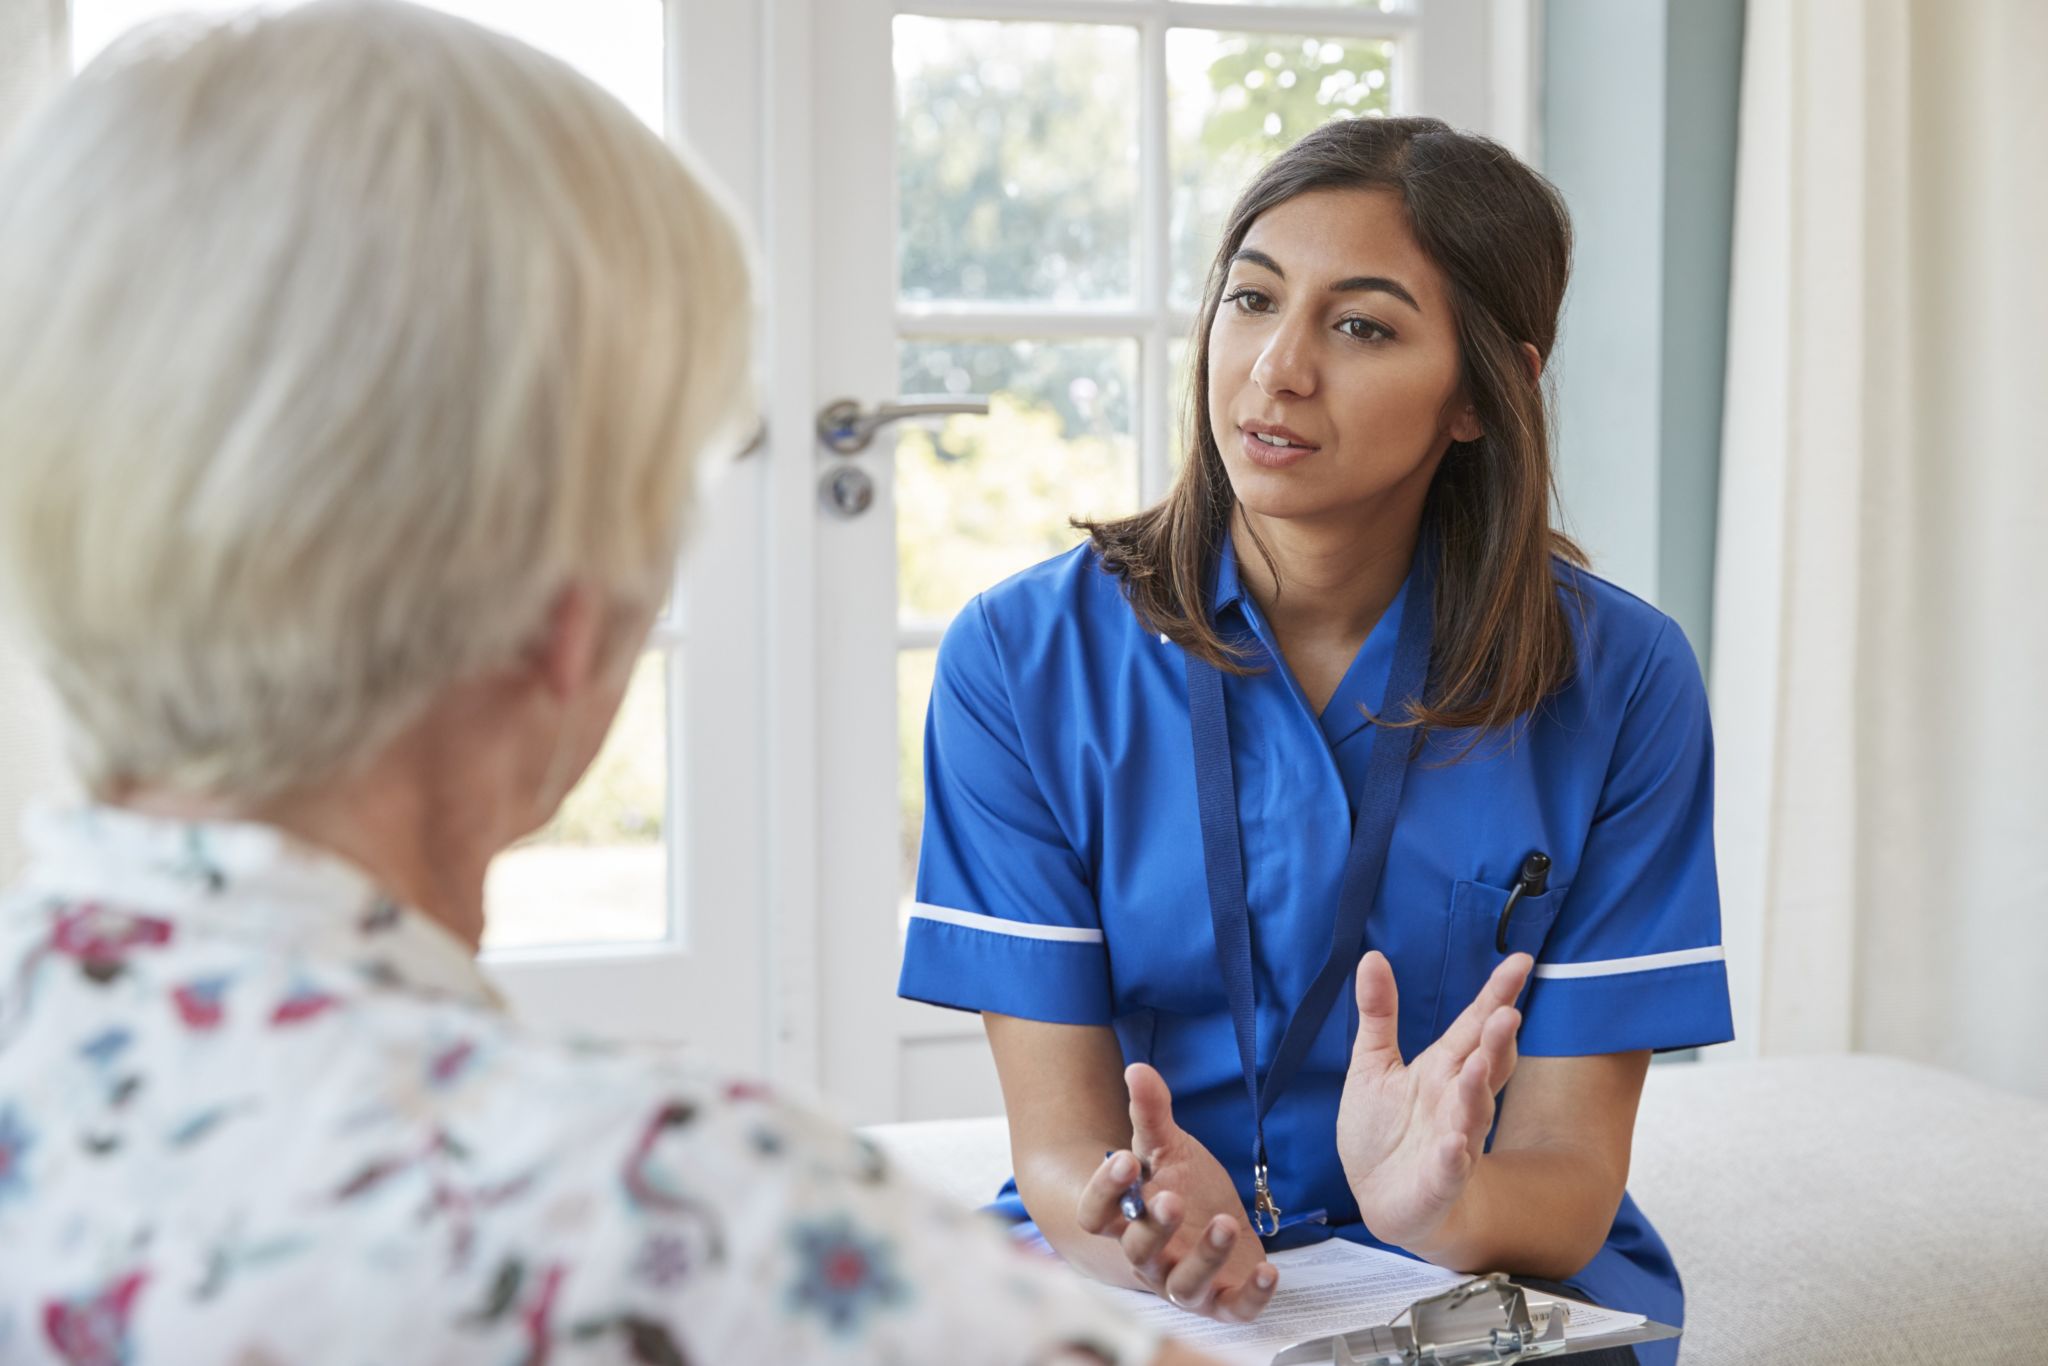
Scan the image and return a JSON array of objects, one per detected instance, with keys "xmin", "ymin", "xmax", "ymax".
[
  {"xmin": 0, "ymin": 0, "xmax": 75, "ymax": 876},
  {"xmin": 1711, "ymin": 0, "xmax": 2048, "ymax": 1100}
]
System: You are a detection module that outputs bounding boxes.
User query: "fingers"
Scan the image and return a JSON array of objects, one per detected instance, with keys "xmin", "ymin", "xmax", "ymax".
[
  {"xmin": 1118, "ymin": 1189, "xmax": 1183, "ymax": 1276},
  {"xmin": 1431, "ymin": 1129, "xmax": 1474, "ymax": 1193},
  {"xmin": 1079, "ymin": 1143, "xmax": 1273, "ymax": 1321},
  {"xmin": 1076, "ymin": 1149, "xmax": 1144, "ymax": 1238},
  {"xmin": 1078, "ymin": 1151, "xmax": 1192, "ymax": 1291},
  {"xmin": 1422, "ymin": 1011, "xmax": 1511, "ymax": 1162},
  {"xmin": 1348, "ymin": 950, "xmax": 1401, "ymax": 1073},
  {"xmin": 1125, "ymin": 1062, "xmax": 1180, "ymax": 1160},
  {"xmin": 1449, "ymin": 1041, "xmax": 1496, "ymax": 1136},
  {"xmin": 1435, "ymin": 954, "xmax": 1532, "ymax": 1059},
  {"xmin": 1478, "ymin": 1002, "xmax": 1521, "ymax": 1094},
  {"xmin": 1209, "ymin": 1257, "xmax": 1281, "ymax": 1325},
  {"xmin": 1443, "ymin": 1006, "xmax": 1519, "ymax": 1119},
  {"xmin": 1159, "ymin": 1215, "xmax": 1244, "ymax": 1314}
]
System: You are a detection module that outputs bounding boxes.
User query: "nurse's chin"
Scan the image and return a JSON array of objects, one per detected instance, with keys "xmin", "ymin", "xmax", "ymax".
[{"xmin": 1224, "ymin": 465, "xmax": 1360, "ymax": 523}]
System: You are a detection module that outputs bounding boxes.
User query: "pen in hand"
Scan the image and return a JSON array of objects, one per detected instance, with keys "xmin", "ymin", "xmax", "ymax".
[{"xmin": 1106, "ymin": 1149, "xmax": 1147, "ymax": 1221}]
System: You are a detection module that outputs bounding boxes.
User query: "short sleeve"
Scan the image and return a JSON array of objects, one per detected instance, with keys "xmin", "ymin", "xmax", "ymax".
[
  {"xmin": 896, "ymin": 597, "xmax": 1114, "ymax": 1025},
  {"xmin": 1519, "ymin": 619, "xmax": 1736, "ymax": 1056}
]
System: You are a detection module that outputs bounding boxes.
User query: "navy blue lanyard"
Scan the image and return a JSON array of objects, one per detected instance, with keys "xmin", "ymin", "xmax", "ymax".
[{"xmin": 1183, "ymin": 538, "xmax": 1436, "ymax": 1237}]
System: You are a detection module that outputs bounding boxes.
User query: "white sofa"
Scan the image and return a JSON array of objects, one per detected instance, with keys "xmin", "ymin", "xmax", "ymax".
[{"xmin": 864, "ymin": 1056, "xmax": 2048, "ymax": 1363}]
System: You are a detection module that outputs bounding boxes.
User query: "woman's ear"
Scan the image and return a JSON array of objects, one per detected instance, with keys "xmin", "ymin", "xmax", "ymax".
[
  {"xmin": 1448, "ymin": 343, "xmax": 1544, "ymax": 445},
  {"xmin": 1448, "ymin": 403, "xmax": 1485, "ymax": 444},
  {"xmin": 530, "ymin": 581, "xmax": 607, "ymax": 704}
]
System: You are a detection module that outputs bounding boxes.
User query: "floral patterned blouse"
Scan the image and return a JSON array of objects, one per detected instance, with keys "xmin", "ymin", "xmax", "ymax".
[{"xmin": 0, "ymin": 806, "xmax": 1159, "ymax": 1365}]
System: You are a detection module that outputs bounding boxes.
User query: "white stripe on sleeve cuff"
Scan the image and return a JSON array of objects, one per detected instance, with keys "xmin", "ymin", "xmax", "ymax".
[
  {"xmin": 908, "ymin": 902, "xmax": 1106, "ymax": 945},
  {"xmin": 1532, "ymin": 944, "xmax": 1725, "ymax": 980}
]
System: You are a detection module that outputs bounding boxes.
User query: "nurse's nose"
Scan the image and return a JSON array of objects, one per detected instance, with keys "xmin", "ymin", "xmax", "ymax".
[{"xmin": 1251, "ymin": 317, "xmax": 1318, "ymax": 400}]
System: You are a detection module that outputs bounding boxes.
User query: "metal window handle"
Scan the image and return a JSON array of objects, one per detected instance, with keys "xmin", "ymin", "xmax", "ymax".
[{"xmin": 815, "ymin": 395, "xmax": 991, "ymax": 455}]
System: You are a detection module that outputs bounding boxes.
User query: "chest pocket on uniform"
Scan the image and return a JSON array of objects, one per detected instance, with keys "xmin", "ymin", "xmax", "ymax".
[{"xmin": 1428, "ymin": 878, "xmax": 1568, "ymax": 1038}]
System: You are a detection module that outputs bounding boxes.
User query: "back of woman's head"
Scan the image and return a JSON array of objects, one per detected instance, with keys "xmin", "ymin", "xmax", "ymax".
[
  {"xmin": 0, "ymin": 0, "xmax": 752, "ymax": 801},
  {"xmin": 1096, "ymin": 116, "xmax": 1581, "ymax": 736}
]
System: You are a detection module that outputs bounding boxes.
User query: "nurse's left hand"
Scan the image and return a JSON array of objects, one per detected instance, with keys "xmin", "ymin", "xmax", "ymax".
[{"xmin": 1335, "ymin": 951, "xmax": 1531, "ymax": 1254}]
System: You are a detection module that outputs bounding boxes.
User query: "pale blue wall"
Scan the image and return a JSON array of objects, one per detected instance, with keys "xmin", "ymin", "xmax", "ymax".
[{"xmin": 1542, "ymin": 0, "xmax": 1745, "ymax": 666}]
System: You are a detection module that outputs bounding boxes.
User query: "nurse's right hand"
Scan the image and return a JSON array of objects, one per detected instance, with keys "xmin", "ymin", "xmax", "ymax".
[{"xmin": 1076, "ymin": 1062, "xmax": 1280, "ymax": 1323}]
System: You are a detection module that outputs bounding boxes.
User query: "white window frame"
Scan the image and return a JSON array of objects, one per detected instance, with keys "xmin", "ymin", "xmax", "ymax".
[{"xmin": 483, "ymin": 0, "xmax": 781, "ymax": 1061}]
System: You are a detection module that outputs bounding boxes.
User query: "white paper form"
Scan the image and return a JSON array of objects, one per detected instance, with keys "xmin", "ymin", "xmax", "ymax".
[
  {"xmin": 1106, "ymin": 1243, "xmax": 1459, "ymax": 1365},
  {"xmin": 1105, "ymin": 1241, "xmax": 1646, "ymax": 1366}
]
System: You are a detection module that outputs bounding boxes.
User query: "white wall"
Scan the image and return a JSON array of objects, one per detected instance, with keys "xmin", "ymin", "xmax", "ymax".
[{"xmin": 1541, "ymin": 0, "xmax": 1744, "ymax": 665}]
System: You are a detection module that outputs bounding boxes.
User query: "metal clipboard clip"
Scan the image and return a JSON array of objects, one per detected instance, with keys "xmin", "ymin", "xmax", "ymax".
[{"xmin": 1270, "ymin": 1273, "xmax": 1677, "ymax": 1365}]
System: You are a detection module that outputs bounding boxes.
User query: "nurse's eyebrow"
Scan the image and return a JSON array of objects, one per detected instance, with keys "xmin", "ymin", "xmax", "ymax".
[{"xmin": 1228, "ymin": 248, "xmax": 1423, "ymax": 314}]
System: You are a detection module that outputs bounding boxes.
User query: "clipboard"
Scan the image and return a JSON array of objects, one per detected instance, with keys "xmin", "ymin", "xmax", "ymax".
[{"xmin": 1269, "ymin": 1273, "xmax": 1678, "ymax": 1365}]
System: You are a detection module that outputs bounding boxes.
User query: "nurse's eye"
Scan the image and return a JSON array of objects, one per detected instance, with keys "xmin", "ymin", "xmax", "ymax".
[
  {"xmin": 1338, "ymin": 316, "xmax": 1396, "ymax": 344},
  {"xmin": 1223, "ymin": 287, "xmax": 1275, "ymax": 315}
]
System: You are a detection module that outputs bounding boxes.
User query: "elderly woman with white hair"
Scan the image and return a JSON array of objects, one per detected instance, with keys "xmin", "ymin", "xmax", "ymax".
[{"xmin": 0, "ymin": 3, "xmax": 1227, "ymax": 1361}]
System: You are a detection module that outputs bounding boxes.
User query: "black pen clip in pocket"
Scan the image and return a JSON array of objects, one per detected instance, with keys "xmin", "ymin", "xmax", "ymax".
[
  {"xmin": 1432, "ymin": 860, "xmax": 1567, "ymax": 1039},
  {"xmin": 1494, "ymin": 851, "xmax": 1552, "ymax": 953}
]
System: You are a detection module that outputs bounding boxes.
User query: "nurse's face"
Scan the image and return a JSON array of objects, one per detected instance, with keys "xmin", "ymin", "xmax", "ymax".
[{"xmin": 1205, "ymin": 187, "xmax": 1481, "ymax": 526}]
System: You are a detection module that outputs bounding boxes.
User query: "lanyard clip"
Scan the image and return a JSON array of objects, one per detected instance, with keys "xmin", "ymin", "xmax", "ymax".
[{"xmin": 1252, "ymin": 1162, "xmax": 1283, "ymax": 1238}]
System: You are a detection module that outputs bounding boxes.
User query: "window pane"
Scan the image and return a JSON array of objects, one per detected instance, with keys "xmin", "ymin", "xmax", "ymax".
[
  {"xmin": 896, "ymin": 18, "xmax": 1139, "ymax": 304},
  {"xmin": 71, "ymin": 1, "xmax": 665, "ymax": 133},
  {"xmin": 897, "ymin": 338, "xmax": 1140, "ymax": 623},
  {"xmin": 484, "ymin": 651, "xmax": 669, "ymax": 949},
  {"xmin": 898, "ymin": 645, "xmax": 939, "ymax": 923},
  {"xmin": 1168, "ymin": 30, "xmax": 1396, "ymax": 306}
]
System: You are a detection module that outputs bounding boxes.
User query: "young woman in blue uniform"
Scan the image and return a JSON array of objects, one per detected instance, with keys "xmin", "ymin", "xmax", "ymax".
[{"xmin": 898, "ymin": 117, "xmax": 1732, "ymax": 1363}]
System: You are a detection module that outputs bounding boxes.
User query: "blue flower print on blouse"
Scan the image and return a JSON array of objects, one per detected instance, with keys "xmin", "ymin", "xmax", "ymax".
[{"xmin": 787, "ymin": 1214, "xmax": 911, "ymax": 1336}]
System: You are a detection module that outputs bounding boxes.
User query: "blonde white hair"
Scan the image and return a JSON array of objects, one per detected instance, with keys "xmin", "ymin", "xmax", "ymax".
[{"xmin": 0, "ymin": 0, "xmax": 752, "ymax": 800}]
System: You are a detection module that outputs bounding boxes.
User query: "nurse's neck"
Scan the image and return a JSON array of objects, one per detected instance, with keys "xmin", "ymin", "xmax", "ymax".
[{"xmin": 1231, "ymin": 500, "xmax": 1423, "ymax": 709}]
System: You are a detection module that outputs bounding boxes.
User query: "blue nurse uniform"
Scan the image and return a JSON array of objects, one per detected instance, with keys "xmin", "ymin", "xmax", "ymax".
[{"xmin": 897, "ymin": 540, "xmax": 1734, "ymax": 1364}]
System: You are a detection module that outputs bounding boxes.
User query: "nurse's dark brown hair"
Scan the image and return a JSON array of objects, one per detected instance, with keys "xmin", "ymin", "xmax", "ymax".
[{"xmin": 1081, "ymin": 116, "xmax": 1585, "ymax": 737}]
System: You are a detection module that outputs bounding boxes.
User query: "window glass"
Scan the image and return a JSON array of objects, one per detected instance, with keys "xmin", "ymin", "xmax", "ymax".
[
  {"xmin": 1168, "ymin": 29, "xmax": 1396, "ymax": 305},
  {"xmin": 896, "ymin": 17, "xmax": 1139, "ymax": 304},
  {"xmin": 896, "ymin": 337, "xmax": 1140, "ymax": 624}
]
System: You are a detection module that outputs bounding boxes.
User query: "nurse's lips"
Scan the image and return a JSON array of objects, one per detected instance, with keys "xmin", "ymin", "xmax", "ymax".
[{"xmin": 1238, "ymin": 420, "xmax": 1319, "ymax": 469}]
